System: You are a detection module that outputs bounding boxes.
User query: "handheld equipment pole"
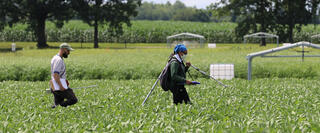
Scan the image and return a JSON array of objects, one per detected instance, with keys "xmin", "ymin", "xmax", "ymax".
[
  {"xmin": 191, "ymin": 65, "xmax": 230, "ymax": 88},
  {"xmin": 142, "ymin": 54, "xmax": 174, "ymax": 106},
  {"xmin": 141, "ymin": 74, "xmax": 161, "ymax": 106},
  {"xmin": 141, "ymin": 63, "xmax": 170, "ymax": 106},
  {"xmin": 46, "ymin": 85, "xmax": 98, "ymax": 94}
]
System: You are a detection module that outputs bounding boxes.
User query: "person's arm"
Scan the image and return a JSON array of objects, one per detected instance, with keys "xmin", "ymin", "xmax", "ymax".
[
  {"xmin": 170, "ymin": 61, "xmax": 192, "ymax": 85},
  {"xmin": 185, "ymin": 62, "xmax": 191, "ymax": 71},
  {"xmin": 53, "ymin": 73, "xmax": 66, "ymax": 91}
]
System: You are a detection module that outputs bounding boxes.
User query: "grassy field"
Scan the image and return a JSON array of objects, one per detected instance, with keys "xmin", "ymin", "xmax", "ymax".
[
  {"xmin": 2, "ymin": 43, "xmax": 320, "ymax": 132},
  {"xmin": 1, "ymin": 42, "xmax": 320, "ymax": 81}
]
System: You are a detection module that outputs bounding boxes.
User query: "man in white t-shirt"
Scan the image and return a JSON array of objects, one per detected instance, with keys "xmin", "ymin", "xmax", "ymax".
[{"xmin": 50, "ymin": 43, "xmax": 77, "ymax": 108}]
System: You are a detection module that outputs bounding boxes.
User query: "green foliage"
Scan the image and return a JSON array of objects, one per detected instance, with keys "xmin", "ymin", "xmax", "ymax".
[
  {"xmin": 2, "ymin": 44, "xmax": 320, "ymax": 131},
  {"xmin": 0, "ymin": 0, "xmax": 74, "ymax": 48},
  {"xmin": 135, "ymin": 1, "xmax": 210, "ymax": 22},
  {"xmin": 273, "ymin": 0, "xmax": 318, "ymax": 43},
  {"xmin": 1, "ymin": 43, "xmax": 320, "ymax": 81},
  {"xmin": 216, "ymin": 0, "xmax": 320, "ymax": 43},
  {"xmin": 220, "ymin": 0, "xmax": 275, "ymax": 44},
  {"xmin": 2, "ymin": 78, "xmax": 320, "ymax": 131},
  {"xmin": 2, "ymin": 20, "xmax": 320, "ymax": 44},
  {"xmin": 71, "ymin": 0, "xmax": 141, "ymax": 48},
  {"xmin": 0, "ymin": 20, "xmax": 239, "ymax": 43}
]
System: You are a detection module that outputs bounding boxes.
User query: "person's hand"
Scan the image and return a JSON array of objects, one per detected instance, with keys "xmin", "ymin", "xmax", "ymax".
[
  {"xmin": 186, "ymin": 62, "xmax": 191, "ymax": 67},
  {"xmin": 60, "ymin": 86, "xmax": 66, "ymax": 91},
  {"xmin": 186, "ymin": 80, "xmax": 192, "ymax": 85}
]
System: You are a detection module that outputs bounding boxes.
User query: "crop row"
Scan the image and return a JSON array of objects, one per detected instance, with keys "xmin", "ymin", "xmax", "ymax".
[
  {"xmin": 2, "ymin": 78, "xmax": 320, "ymax": 132},
  {"xmin": 1, "ymin": 21, "xmax": 320, "ymax": 43},
  {"xmin": 1, "ymin": 45, "xmax": 319, "ymax": 81},
  {"xmin": 0, "ymin": 61, "xmax": 318, "ymax": 81}
]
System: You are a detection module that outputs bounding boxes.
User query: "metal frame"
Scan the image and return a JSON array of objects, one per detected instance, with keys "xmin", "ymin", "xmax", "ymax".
[
  {"xmin": 246, "ymin": 41, "xmax": 320, "ymax": 80},
  {"xmin": 244, "ymin": 32, "xmax": 279, "ymax": 47},
  {"xmin": 166, "ymin": 32, "xmax": 205, "ymax": 48}
]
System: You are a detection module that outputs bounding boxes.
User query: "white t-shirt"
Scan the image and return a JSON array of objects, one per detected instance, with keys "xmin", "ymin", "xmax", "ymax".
[{"xmin": 50, "ymin": 54, "xmax": 66, "ymax": 79}]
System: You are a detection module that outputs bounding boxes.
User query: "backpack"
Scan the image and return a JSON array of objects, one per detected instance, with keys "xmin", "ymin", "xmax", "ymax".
[{"xmin": 160, "ymin": 56, "xmax": 179, "ymax": 91}]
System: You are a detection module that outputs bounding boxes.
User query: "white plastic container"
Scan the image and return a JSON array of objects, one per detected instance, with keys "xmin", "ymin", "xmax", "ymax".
[
  {"xmin": 208, "ymin": 43, "xmax": 216, "ymax": 48},
  {"xmin": 210, "ymin": 64, "xmax": 234, "ymax": 80},
  {"xmin": 11, "ymin": 43, "xmax": 16, "ymax": 52}
]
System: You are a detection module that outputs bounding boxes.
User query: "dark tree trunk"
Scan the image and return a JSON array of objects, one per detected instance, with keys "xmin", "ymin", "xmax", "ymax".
[
  {"xmin": 288, "ymin": 0, "xmax": 294, "ymax": 43},
  {"xmin": 94, "ymin": 19, "xmax": 99, "ymax": 48},
  {"xmin": 259, "ymin": 0, "xmax": 266, "ymax": 46},
  {"xmin": 288, "ymin": 23, "xmax": 294, "ymax": 43},
  {"xmin": 260, "ymin": 38, "xmax": 266, "ymax": 46},
  {"xmin": 36, "ymin": 17, "xmax": 48, "ymax": 48}
]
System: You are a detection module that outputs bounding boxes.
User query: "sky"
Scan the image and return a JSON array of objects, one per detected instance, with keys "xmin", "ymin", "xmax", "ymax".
[{"xmin": 142, "ymin": 0, "xmax": 219, "ymax": 9}]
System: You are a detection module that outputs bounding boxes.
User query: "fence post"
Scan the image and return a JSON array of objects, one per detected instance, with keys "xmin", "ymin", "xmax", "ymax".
[
  {"xmin": 248, "ymin": 57, "xmax": 252, "ymax": 80},
  {"xmin": 12, "ymin": 42, "xmax": 16, "ymax": 52}
]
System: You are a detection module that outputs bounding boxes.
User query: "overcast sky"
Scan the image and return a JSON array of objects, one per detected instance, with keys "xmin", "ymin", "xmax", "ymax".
[{"xmin": 142, "ymin": 0, "xmax": 219, "ymax": 9}]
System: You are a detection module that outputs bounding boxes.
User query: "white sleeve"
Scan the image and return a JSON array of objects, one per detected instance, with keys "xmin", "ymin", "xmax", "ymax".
[{"xmin": 52, "ymin": 59, "xmax": 63, "ymax": 74}]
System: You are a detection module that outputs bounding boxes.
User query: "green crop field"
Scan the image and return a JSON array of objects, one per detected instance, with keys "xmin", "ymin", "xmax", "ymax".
[
  {"xmin": 2, "ymin": 20, "xmax": 320, "ymax": 43},
  {"xmin": 2, "ymin": 43, "xmax": 320, "ymax": 132}
]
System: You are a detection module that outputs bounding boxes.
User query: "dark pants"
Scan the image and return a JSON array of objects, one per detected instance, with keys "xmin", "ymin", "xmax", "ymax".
[
  {"xmin": 170, "ymin": 85, "xmax": 191, "ymax": 105},
  {"xmin": 52, "ymin": 89, "xmax": 78, "ymax": 107}
]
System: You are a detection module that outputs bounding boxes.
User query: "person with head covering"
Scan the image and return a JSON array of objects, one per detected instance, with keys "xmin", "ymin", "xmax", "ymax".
[
  {"xmin": 169, "ymin": 44, "xmax": 193, "ymax": 104},
  {"xmin": 50, "ymin": 43, "xmax": 78, "ymax": 108}
]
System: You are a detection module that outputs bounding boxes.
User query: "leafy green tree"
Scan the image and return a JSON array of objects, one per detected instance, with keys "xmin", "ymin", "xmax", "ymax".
[
  {"xmin": 0, "ymin": 1, "xmax": 16, "ymax": 30},
  {"xmin": 135, "ymin": 1, "xmax": 210, "ymax": 22},
  {"xmin": 273, "ymin": 0, "xmax": 315, "ymax": 43},
  {"xmin": 172, "ymin": 8, "xmax": 196, "ymax": 21},
  {"xmin": 193, "ymin": 9, "xmax": 210, "ymax": 22},
  {"xmin": 71, "ymin": 0, "xmax": 141, "ymax": 48},
  {"xmin": 1, "ymin": 0, "xmax": 73, "ymax": 48},
  {"xmin": 308, "ymin": 0, "xmax": 320, "ymax": 28},
  {"xmin": 207, "ymin": 3, "xmax": 233, "ymax": 22},
  {"xmin": 172, "ymin": 0, "xmax": 186, "ymax": 9},
  {"xmin": 215, "ymin": 0, "xmax": 320, "ymax": 44},
  {"xmin": 216, "ymin": 0, "xmax": 275, "ymax": 46}
]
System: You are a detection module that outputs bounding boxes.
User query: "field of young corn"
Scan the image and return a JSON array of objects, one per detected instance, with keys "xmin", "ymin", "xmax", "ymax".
[
  {"xmin": 2, "ymin": 78, "xmax": 320, "ymax": 132},
  {"xmin": 1, "ymin": 20, "xmax": 320, "ymax": 43},
  {"xmin": 1, "ymin": 43, "xmax": 320, "ymax": 132}
]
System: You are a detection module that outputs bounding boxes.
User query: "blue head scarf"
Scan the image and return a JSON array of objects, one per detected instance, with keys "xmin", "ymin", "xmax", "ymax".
[{"xmin": 174, "ymin": 44, "xmax": 187, "ymax": 53}]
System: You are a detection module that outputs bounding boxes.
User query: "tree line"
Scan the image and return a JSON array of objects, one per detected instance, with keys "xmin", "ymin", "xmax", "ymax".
[
  {"xmin": 211, "ymin": 0, "xmax": 320, "ymax": 45},
  {"xmin": 1, "ymin": 0, "xmax": 320, "ymax": 48},
  {"xmin": 134, "ymin": 1, "xmax": 211, "ymax": 22},
  {"xmin": 0, "ymin": 0, "xmax": 141, "ymax": 48},
  {"xmin": 135, "ymin": 0, "xmax": 320, "ymax": 45}
]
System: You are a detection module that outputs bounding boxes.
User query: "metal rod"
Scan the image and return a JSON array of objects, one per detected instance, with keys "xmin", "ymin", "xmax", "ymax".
[
  {"xmin": 248, "ymin": 57, "xmax": 252, "ymax": 80},
  {"xmin": 261, "ymin": 55, "xmax": 320, "ymax": 58},
  {"xmin": 46, "ymin": 85, "xmax": 98, "ymax": 94},
  {"xmin": 141, "ymin": 76, "xmax": 161, "ymax": 106},
  {"xmin": 190, "ymin": 65, "xmax": 230, "ymax": 88},
  {"xmin": 302, "ymin": 45, "xmax": 304, "ymax": 62},
  {"xmin": 142, "ymin": 61, "xmax": 171, "ymax": 106},
  {"xmin": 187, "ymin": 71, "xmax": 194, "ymax": 81}
]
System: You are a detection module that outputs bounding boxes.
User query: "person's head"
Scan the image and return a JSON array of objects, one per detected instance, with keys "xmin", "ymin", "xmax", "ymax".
[
  {"xmin": 59, "ymin": 43, "xmax": 74, "ymax": 58},
  {"xmin": 174, "ymin": 44, "xmax": 188, "ymax": 60}
]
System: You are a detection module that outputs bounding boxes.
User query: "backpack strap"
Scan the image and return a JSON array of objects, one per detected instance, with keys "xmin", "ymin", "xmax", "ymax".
[{"xmin": 169, "ymin": 56, "xmax": 186, "ymax": 73}]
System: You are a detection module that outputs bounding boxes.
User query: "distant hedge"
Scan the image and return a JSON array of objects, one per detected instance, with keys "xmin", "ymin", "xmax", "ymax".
[
  {"xmin": 1, "ymin": 20, "xmax": 320, "ymax": 43},
  {"xmin": 0, "ymin": 63, "xmax": 318, "ymax": 81}
]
